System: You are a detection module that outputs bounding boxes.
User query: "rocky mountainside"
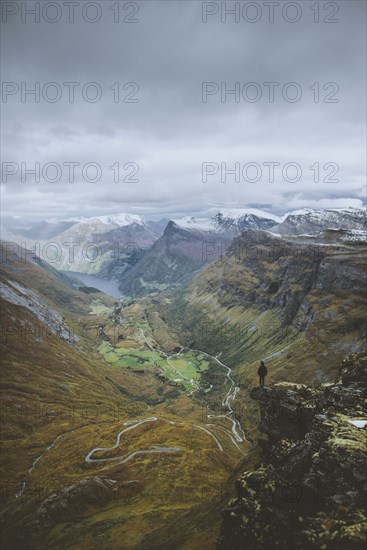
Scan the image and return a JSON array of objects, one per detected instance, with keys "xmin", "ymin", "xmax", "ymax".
[
  {"xmin": 214, "ymin": 208, "xmax": 281, "ymax": 232},
  {"xmin": 272, "ymin": 207, "xmax": 367, "ymax": 236},
  {"xmin": 117, "ymin": 219, "xmax": 234, "ymax": 296},
  {"xmin": 117, "ymin": 206, "xmax": 366, "ymax": 297},
  {"xmin": 201, "ymin": 228, "xmax": 367, "ymax": 328},
  {"xmin": 1, "ymin": 215, "xmax": 366, "ymax": 549},
  {"xmin": 51, "ymin": 214, "xmax": 164, "ymax": 277},
  {"xmin": 164, "ymin": 227, "xmax": 367, "ymax": 387},
  {"xmin": 118, "ymin": 210, "xmax": 282, "ymax": 296},
  {"xmin": 3, "ymin": 208, "xmax": 365, "ymax": 291},
  {"xmin": 217, "ymin": 351, "xmax": 367, "ymax": 550},
  {"xmin": 2, "ymin": 213, "xmax": 165, "ymax": 278}
]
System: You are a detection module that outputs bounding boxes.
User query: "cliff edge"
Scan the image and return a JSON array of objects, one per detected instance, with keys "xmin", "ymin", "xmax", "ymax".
[{"xmin": 217, "ymin": 352, "xmax": 367, "ymax": 550}]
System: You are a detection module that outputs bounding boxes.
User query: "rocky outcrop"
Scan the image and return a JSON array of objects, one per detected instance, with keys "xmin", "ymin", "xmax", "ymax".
[
  {"xmin": 250, "ymin": 382, "xmax": 317, "ymax": 441},
  {"xmin": 217, "ymin": 352, "xmax": 367, "ymax": 550}
]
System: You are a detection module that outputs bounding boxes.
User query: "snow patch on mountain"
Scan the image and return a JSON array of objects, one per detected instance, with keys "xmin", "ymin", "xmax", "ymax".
[
  {"xmin": 273, "ymin": 206, "xmax": 367, "ymax": 235},
  {"xmin": 88, "ymin": 213, "xmax": 145, "ymax": 227},
  {"xmin": 341, "ymin": 229, "xmax": 367, "ymax": 242},
  {"xmin": 172, "ymin": 217, "xmax": 218, "ymax": 232},
  {"xmin": 58, "ymin": 213, "xmax": 145, "ymax": 239},
  {"xmin": 173, "ymin": 209, "xmax": 282, "ymax": 232},
  {"xmin": 283, "ymin": 206, "xmax": 366, "ymax": 219},
  {"xmin": 215, "ymin": 208, "xmax": 283, "ymax": 223}
]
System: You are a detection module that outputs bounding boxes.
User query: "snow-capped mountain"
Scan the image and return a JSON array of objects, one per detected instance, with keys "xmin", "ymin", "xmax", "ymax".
[
  {"xmin": 54, "ymin": 213, "xmax": 146, "ymax": 243},
  {"xmin": 117, "ymin": 206, "xmax": 367, "ymax": 296},
  {"xmin": 214, "ymin": 207, "xmax": 283, "ymax": 224},
  {"xmin": 2, "ymin": 207, "xmax": 365, "ymax": 285},
  {"xmin": 1, "ymin": 213, "xmax": 148, "ymax": 241},
  {"xmin": 47, "ymin": 214, "xmax": 162, "ymax": 275},
  {"xmin": 212, "ymin": 208, "xmax": 282, "ymax": 231},
  {"xmin": 172, "ymin": 217, "xmax": 218, "ymax": 232},
  {"xmin": 1, "ymin": 213, "xmax": 164, "ymax": 277},
  {"xmin": 118, "ymin": 217, "xmax": 236, "ymax": 296},
  {"xmin": 172, "ymin": 208, "xmax": 282, "ymax": 234},
  {"xmin": 118, "ymin": 208, "xmax": 281, "ymax": 296},
  {"xmin": 272, "ymin": 207, "xmax": 367, "ymax": 236}
]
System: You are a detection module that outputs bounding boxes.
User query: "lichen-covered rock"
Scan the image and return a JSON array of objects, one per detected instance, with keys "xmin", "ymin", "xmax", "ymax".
[
  {"xmin": 249, "ymin": 383, "xmax": 317, "ymax": 441},
  {"xmin": 217, "ymin": 351, "xmax": 367, "ymax": 550}
]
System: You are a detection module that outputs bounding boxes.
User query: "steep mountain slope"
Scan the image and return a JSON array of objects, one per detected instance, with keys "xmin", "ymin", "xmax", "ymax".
[
  {"xmin": 50, "ymin": 213, "xmax": 162, "ymax": 276},
  {"xmin": 161, "ymin": 227, "xmax": 366, "ymax": 440},
  {"xmin": 1, "ymin": 207, "xmax": 366, "ymax": 549},
  {"xmin": 118, "ymin": 207, "xmax": 367, "ymax": 298},
  {"xmin": 157, "ymin": 230, "xmax": 367, "ymax": 547},
  {"xmin": 117, "ymin": 219, "xmax": 234, "ymax": 296},
  {"xmin": 0, "ymin": 242, "xmax": 249, "ymax": 550},
  {"xmin": 1, "ymin": 213, "xmax": 164, "ymax": 279},
  {"xmin": 118, "ymin": 210, "xmax": 281, "ymax": 296},
  {"xmin": 218, "ymin": 352, "xmax": 367, "ymax": 550}
]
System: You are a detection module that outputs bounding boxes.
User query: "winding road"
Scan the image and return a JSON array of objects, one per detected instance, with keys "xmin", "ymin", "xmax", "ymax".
[
  {"xmin": 84, "ymin": 414, "xmax": 227, "ymax": 464},
  {"xmin": 16, "ymin": 324, "xmax": 250, "ymax": 500},
  {"xmin": 85, "ymin": 416, "xmax": 181, "ymax": 463},
  {"xmin": 140, "ymin": 329, "xmax": 250, "ymax": 446},
  {"xmin": 84, "ymin": 329, "xmax": 251, "ymax": 465}
]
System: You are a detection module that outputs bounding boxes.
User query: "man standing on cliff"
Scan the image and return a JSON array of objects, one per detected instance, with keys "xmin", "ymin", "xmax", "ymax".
[{"xmin": 258, "ymin": 361, "xmax": 268, "ymax": 387}]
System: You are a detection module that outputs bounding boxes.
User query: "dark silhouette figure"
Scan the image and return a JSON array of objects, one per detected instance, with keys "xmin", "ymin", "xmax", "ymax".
[{"xmin": 257, "ymin": 360, "xmax": 268, "ymax": 387}]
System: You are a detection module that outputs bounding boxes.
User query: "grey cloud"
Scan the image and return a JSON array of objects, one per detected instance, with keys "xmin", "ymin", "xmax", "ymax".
[{"xmin": 1, "ymin": 0, "xmax": 366, "ymax": 219}]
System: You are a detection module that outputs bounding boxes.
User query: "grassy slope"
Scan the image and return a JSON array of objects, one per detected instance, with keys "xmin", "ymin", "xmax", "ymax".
[
  {"xmin": 2, "ymin": 230, "xmax": 365, "ymax": 549},
  {"xmin": 0, "ymin": 246, "xmax": 247, "ymax": 550},
  {"xmin": 161, "ymin": 234, "xmax": 367, "ymax": 441}
]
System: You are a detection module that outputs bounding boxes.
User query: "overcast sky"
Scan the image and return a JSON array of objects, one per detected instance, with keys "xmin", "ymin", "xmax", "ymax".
[{"xmin": 1, "ymin": 0, "xmax": 366, "ymax": 220}]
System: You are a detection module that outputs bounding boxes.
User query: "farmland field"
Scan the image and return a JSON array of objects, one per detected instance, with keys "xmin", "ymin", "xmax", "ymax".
[{"xmin": 98, "ymin": 339, "xmax": 211, "ymax": 392}]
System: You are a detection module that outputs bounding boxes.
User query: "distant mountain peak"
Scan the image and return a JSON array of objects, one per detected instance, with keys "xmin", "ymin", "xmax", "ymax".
[
  {"xmin": 172, "ymin": 216, "xmax": 218, "ymax": 232},
  {"xmin": 214, "ymin": 208, "xmax": 283, "ymax": 223},
  {"xmin": 76, "ymin": 213, "xmax": 145, "ymax": 228},
  {"xmin": 273, "ymin": 206, "xmax": 367, "ymax": 235}
]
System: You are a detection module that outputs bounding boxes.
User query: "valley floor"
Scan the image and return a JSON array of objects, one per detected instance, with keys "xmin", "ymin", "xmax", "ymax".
[
  {"xmin": 1, "ymin": 235, "xmax": 366, "ymax": 550},
  {"xmin": 0, "ymin": 260, "xmax": 251, "ymax": 549}
]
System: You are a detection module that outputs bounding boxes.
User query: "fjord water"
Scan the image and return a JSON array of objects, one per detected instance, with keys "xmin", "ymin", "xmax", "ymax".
[{"xmin": 64, "ymin": 270, "xmax": 123, "ymax": 298}]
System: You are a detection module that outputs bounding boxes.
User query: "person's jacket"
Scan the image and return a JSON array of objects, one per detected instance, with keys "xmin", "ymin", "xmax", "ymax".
[{"xmin": 257, "ymin": 365, "xmax": 267, "ymax": 376}]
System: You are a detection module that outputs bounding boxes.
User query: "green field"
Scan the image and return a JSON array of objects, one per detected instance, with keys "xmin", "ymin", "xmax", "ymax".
[{"xmin": 98, "ymin": 340, "xmax": 211, "ymax": 391}]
